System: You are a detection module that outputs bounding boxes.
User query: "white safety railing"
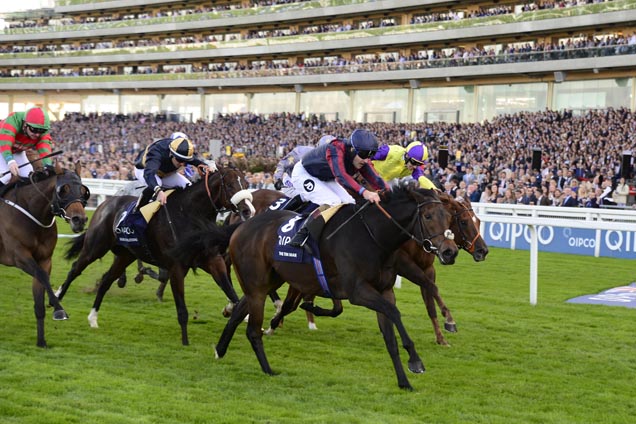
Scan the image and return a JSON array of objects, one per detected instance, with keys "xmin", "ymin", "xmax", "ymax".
[{"xmin": 81, "ymin": 180, "xmax": 636, "ymax": 304}]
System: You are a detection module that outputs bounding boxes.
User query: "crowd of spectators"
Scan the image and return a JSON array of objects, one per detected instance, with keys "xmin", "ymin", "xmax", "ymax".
[{"xmin": 50, "ymin": 107, "xmax": 635, "ymax": 209}]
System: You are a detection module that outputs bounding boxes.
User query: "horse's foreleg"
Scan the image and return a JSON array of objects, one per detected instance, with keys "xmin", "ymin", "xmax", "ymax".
[
  {"xmin": 432, "ymin": 288, "xmax": 457, "ymax": 333},
  {"xmin": 349, "ymin": 283, "xmax": 423, "ymax": 390},
  {"xmin": 215, "ymin": 296, "xmax": 249, "ymax": 358},
  {"xmin": 88, "ymin": 254, "xmax": 136, "ymax": 328},
  {"xmin": 32, "ymin": 277, "xmax": 47, "ymax": 348},
  {"xmin": 202, "ymin": 254, "xmax": 240, "ymax": 317}
]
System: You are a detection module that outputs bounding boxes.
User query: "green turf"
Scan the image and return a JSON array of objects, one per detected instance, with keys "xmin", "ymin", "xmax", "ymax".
[{"xmin": 1, "ymin": 238, "xmax": 634, "ymax": 423}]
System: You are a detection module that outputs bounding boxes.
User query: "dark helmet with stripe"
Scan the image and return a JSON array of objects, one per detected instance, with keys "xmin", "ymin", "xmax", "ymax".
[
  {"xmin": 169, "ymin": 137, "xmax": 194, "ymax": 161},
  {"xmin": 348, "ymin": 129, "xmax": 378, "ymax": 159}
]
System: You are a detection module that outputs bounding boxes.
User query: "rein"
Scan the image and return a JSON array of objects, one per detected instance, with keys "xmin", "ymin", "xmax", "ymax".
[{"xmin": 374, "ymin": 200, "xmax": 453, "ymax": 253}]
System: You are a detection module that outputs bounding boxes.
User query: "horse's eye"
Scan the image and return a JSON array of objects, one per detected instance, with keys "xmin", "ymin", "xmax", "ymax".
[{"xmin": 56, "ymin": 184, "xmax": 69, "ymax": 197}]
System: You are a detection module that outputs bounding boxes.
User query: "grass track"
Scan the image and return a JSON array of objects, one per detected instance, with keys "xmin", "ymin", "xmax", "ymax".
[{"xmin": 1, "ymin": 234, "xmax": 635, "ymax": 423}]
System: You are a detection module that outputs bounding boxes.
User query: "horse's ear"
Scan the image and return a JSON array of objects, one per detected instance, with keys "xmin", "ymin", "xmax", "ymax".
[
  {"xmin": 54, "ymin": 161, "xmax": 63, "ymax": 175},
  {"xmin": 74, "ymin": 160, "xmax": 82, "ymax": 177}
]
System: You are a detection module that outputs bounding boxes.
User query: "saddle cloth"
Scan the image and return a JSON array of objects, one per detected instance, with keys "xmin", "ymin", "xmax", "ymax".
[{"xmin": 114, "ymin": 190, "xmax": 175, "ymax": 247}]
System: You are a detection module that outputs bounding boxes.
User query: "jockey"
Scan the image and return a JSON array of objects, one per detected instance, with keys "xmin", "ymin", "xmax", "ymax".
[
  {"xmin": 371, "ymin": 141, "xmax": 436, "ymax": 190},
  {"xmin": 288, "ymin": 129, "xmax": 388, "ymax": 248},
  {"xmin": 273, "ymin": 135, "xmax": 336, "ymax": 195},
  {"xmin": 0, "ymin": 107, "xmax": 54, "ymax": 185},
  {"xmin": 133, "ymin": 134, "xmax": 216, "ymax": 211}
]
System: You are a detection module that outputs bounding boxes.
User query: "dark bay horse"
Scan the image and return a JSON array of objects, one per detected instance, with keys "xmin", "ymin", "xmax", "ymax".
[
  {"xmin": 257, "ymin": 191, "xmax": 489, "ymax": 344},
  {"xmin": 215, "ymin": 186, "xmax": 458, "ymax": 390},
  {"xmin": 56, "ymin": 165, "xmax": 253, "ymax": 345},
  {"xmin": 0, "ymin": 162, "xmax": 89, "ymax": 347}
]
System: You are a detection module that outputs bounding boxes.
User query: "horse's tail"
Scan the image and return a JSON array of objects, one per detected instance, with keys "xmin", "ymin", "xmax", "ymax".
[
  {"xmin": 65, "ymin": 232, "xmax": 86, "ymax": 260},
  {"xmin": 171, "ymin": 222, "xmax": 243, "ymax": 269}
]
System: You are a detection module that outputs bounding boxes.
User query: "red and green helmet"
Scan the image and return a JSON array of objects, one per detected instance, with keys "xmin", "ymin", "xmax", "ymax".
[{"xmin": 25, "ymin": 107, "xmax": 51, "ymax": 131}]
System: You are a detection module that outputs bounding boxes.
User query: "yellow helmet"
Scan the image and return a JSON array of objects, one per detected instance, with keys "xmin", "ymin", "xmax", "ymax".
[{"xmin": 169, "ymin": 137, "xmax": 194, "ymax": 161}]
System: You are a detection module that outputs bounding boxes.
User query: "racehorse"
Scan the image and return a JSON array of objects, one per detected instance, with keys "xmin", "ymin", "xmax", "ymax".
[
  {"xmin": 0, "ymin": 162, "xmax": 89, "ymax": 347},
  {"xmin": 56, "ymin": 165, "xmax": 253, "ymax": 345},
  {"xmin": 264, "ymin": 192, "xmax": 489, "ymax": 345},
  {"xmin": 215, "ymin": 185, "xmax": 458, "ymax": 389}
]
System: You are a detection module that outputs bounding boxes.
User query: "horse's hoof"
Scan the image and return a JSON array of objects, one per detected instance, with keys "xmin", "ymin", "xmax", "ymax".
[
  {"xmin": 214, "ymin": 346, "xmax": 224, "ymax": 359},
  {"xmin": 444, "ymin": 322, "xmax": 457, "ymax": 333},
  {"xmin": 399, "ymin": 383, "xmax": 414, "ymax": 391},
  {"xmin": 264, "ymin": 327, "xmax": 274, "ymax": 336},
  {"xmin": 408, "ymin": 361, "xmax": 425, "ymax": 374},
  {"xmin": 307, "ymin": 322, "xmax": 318, "ymax": 330},
  {"xmin": 134, "ymin": 274, "xmax": 144, "ymax": 284},
  {"xmin": 117, "ymin": 279, "xmax": 126, "ymax": 288},
  {"xmin": 52, "ymin": 310, "xmax": 69, "ymax": 321},
  {"xmin": 156, "ymin": 292, "xmax": 164, "ymax": 302}
]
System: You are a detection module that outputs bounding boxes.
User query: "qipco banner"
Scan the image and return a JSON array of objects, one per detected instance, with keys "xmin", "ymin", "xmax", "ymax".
[{"xmin": 484, "ymin": 223, "xmax": 636, "ymax": 258}]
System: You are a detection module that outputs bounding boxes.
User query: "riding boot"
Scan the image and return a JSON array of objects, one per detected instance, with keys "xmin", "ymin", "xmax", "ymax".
[
  {"xmin": 134, "ymin": 187, "xmax": 154, "ymax": 213},
  {"xmin": 288, "ymin": 205, "xmax": 328, "ymax": 248},
  {"xmin": 282, "ymin": 194, "xmax": 305, "ymax": 212}
]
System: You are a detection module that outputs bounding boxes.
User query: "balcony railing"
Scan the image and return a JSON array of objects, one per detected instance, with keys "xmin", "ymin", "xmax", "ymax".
[
  {"xmin": 1, "ymin": 44, "xmax": 633, "ymax": 85},
  {"xmin": 2, "ymin": 0, "xmax": 634, "ymax": 40}
]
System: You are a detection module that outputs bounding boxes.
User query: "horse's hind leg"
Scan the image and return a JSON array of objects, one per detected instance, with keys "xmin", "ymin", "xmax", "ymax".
[
  {"xmin": 57, "ymin": 238, "xmax": 112, "ymax": 302},
  {"xmin": 88, "ymin": 253, "xmax": 136, "ymax": 328},
  {"xmin": 167, "ymin": 266, "xmax": 189, "ymax": 346},
  {"xmin": 265, "ymin": 287, "xmax": 303, "ymax": 335},
  {"xmin": 155, "ymin": 268, "xmax": 169, "ymax": 302},
  {"xmin": 215, "ymin": 296, "xmax": 249, "ymax": 358}
]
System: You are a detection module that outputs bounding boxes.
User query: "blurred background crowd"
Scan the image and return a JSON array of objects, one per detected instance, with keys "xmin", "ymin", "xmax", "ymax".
[{"xmin": 50, "ymin": 107, "xmax": 635, "ymax": 208}]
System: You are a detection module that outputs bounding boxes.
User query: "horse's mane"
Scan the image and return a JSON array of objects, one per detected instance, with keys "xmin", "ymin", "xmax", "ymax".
[{"xmin": 379, "ymin": 180, "xmax": 438, "ymax": 204}]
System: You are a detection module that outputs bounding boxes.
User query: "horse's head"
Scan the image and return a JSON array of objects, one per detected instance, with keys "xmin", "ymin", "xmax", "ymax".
[
  {"xmin": 52, "ymin": 162, "xmax": 89, "ymax": 233},
  {"xmin": 405, "ymin": 187, "xmax": 459, "ymax": 265},
  {"xmin": 440, "ymin": 193, "xmax": 489, "ymax": 262},
  {"xmin": 205, "ymin": 165, "xmax": 255, "ymax": 221}
]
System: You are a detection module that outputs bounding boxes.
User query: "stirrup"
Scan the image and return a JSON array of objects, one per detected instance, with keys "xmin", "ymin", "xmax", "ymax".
[{"xmin": 288, "ymin": 232, "xmax": 309, "ymax": 248}]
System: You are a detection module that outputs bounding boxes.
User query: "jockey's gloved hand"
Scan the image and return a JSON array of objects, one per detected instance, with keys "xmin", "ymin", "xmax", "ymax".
[
  {"xmin": 274, "ymin": 179, "xmax": 283, "ymax": 191},
  {"xmin": 44, "ymin": 164, "xmax": 56, "ymax": 177}
]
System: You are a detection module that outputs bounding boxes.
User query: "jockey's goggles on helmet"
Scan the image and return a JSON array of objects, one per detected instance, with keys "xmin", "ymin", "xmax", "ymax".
[
  {"xmin": 26, "ymin": 124, "xmax": 47, "ymax": 134},
  {"xmin": 407, "ymin": 156, "xmax": 425, "ymax": 166},
  {"xmin": 356, "ymin": 149, "xmax": 376, "ymax": 160}
]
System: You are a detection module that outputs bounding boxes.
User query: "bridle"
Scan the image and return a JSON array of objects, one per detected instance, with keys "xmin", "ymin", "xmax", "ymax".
[
  {"xmin": 361, "ymin": 197, "xmax": 454, "ymax": 254},
  {"xmin": 203, "ymin": 166, "xmax": 246, "ymax": 215},
  {"xmin": 448, "ymin": 198, "xmax": 481, "ymax": 254},
  {"xmin": 50, "ymin": 171, "xmax": 90, "ymax": 222}
]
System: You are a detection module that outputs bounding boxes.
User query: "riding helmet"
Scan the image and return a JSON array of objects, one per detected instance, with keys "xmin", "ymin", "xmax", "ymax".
[
  {"xmin": 405, "ymin": 141, "xmax": 429, "ymax": 165},
  {"xmin": 318, "ymin": 135, "xmax": 336, "ymax": 146},
  {"xmin": 170, "ymin": 131, "xmax": 189, "ymax": 140},
  {"xmin": 24, "ymin": 107, "xmax": 51, "ymax": 131},
  {"xmin": 169, "ymin": 137, "xmax": 194, "ymax": 161},
  {"xmin": 348, "ymin": 129, "xmax": 378, "ymax": 159}
]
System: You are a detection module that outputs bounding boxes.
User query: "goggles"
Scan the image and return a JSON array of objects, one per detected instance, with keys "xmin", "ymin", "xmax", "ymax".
[{"xmin": 26, "ymin": 125, "xmax": 47, "ymax": 134}]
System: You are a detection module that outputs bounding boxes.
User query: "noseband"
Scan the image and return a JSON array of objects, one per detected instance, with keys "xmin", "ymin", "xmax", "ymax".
[{"xmin": 449, "ymin": 200, "xmax": 481, "ymax": 254}]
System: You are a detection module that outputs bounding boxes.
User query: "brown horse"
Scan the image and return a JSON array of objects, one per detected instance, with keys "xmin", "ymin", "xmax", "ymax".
[
  {"xmin": 214, "ymin": 186, "xmax": 458, "ymax": 389},
  {"xmin": 56, "ymin": 165, "xmax": 253, "ymax": 345},
  {"xmin": 265, "ymin": 192, "xmax": 489, "ymax": 345},
  {"xmin": 0, "ymin": 162, "xmax": 89, "ymax": 347}
]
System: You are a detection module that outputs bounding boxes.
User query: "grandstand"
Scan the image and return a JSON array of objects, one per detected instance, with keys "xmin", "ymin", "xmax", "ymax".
[{"xmin": 0, "ymin": 0, "xmax": 634, "ymax": 123}]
